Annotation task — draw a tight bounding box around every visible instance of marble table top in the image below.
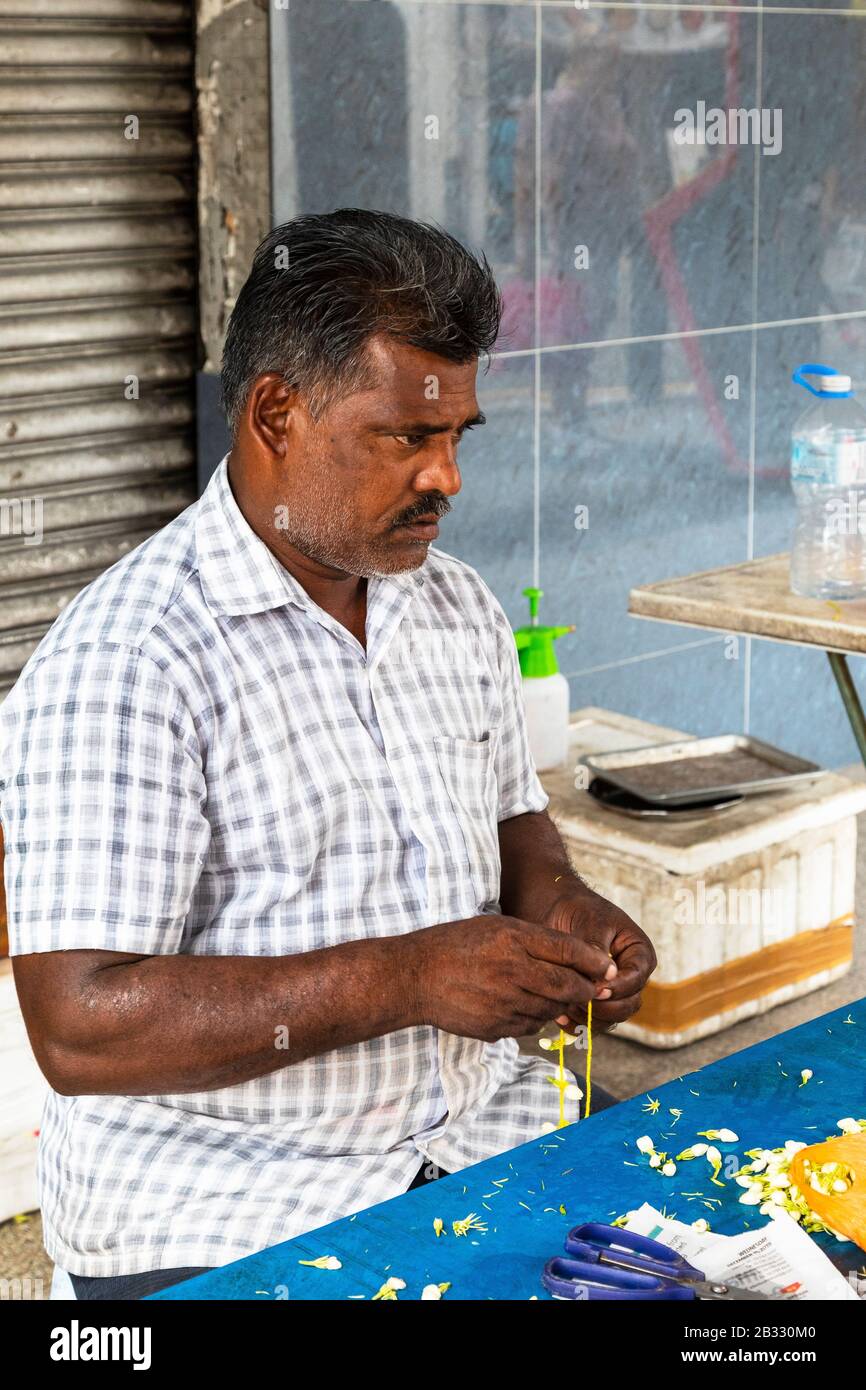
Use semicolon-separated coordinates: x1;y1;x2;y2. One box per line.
629;553;866;656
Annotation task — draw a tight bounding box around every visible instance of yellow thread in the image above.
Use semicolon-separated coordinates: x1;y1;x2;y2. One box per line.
556;1029;566;1128
547;876;594;1125
584;1000;593;1119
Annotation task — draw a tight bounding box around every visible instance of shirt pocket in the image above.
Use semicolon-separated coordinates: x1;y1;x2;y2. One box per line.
433;731;502;911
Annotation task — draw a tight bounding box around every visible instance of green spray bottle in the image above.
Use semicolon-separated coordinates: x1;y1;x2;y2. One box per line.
513;587;574;772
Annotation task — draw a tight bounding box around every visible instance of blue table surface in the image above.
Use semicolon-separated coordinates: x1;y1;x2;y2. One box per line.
152;999;866;1300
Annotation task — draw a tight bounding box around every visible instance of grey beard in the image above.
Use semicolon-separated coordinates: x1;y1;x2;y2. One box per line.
274;507;420;579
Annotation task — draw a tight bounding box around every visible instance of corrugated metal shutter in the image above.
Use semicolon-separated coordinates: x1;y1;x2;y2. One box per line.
0;0;198;691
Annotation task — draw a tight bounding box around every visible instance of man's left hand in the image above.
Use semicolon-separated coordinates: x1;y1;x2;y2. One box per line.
542;891;657;1032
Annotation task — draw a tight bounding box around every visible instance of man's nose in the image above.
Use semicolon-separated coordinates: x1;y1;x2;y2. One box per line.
416;441;462;497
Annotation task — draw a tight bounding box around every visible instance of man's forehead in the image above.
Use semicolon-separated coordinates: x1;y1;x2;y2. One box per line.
360;334;479;404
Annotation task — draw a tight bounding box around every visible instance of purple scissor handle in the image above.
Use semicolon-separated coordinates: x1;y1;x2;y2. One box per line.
542;1254;696;1300
542;1223;704;1300
542;1223;783;1301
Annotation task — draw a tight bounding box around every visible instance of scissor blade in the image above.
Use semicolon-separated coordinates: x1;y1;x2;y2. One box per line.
691;1279;790;1301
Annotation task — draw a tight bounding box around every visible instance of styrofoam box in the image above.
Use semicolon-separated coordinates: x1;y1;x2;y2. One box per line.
540;708;866;1048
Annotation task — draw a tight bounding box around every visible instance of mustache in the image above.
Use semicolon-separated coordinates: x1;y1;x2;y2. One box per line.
390;495;452;529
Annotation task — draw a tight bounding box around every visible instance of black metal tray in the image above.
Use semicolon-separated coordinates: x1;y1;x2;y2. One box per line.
580;734;822;808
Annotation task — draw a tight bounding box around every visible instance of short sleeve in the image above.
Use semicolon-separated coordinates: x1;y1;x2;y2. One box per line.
490;598;550;821
0;644;210;955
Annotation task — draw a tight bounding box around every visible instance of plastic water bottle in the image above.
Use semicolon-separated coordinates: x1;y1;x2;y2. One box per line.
790;363;866;599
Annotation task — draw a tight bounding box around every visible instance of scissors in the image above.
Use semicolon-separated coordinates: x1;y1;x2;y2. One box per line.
541;1223;790;1301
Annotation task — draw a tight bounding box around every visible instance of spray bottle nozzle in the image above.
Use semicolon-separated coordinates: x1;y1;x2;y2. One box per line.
514;587;573;678
522;586;543;624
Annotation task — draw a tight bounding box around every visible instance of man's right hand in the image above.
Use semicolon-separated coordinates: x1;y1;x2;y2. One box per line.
407;914;615;1042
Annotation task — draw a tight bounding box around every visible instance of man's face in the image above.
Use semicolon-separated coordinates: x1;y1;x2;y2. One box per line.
273;334;483;578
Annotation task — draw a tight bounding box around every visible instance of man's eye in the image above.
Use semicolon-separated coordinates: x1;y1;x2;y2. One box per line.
394;425;475;447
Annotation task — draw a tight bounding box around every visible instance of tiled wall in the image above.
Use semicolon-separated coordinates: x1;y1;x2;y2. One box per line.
270;0;866;768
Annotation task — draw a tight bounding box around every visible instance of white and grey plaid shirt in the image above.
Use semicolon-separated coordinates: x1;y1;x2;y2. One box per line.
0;456;571;1277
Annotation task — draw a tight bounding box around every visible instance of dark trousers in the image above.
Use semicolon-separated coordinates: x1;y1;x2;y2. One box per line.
69;1265;213;1300
69;1086;618;1299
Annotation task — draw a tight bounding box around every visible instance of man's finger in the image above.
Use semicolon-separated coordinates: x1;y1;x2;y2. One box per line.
511;988;564;1027
522;921;613;982
546;897;619;960
520;957;597;1012
560;992;644;1029
600;937;655;999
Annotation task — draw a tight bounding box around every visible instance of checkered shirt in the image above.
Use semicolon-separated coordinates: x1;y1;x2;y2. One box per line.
0;457;571;1276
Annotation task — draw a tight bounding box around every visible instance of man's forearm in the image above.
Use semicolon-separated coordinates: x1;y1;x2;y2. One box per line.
497;810;596;923
23;812;610;1098
34;934;422;1097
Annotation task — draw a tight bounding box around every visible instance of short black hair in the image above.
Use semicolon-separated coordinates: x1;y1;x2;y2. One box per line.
220;208;502;435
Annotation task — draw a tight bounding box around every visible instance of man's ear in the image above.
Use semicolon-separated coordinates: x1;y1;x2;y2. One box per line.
244;373;300;457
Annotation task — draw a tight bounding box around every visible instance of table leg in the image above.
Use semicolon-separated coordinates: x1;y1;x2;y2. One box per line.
827;651;866;765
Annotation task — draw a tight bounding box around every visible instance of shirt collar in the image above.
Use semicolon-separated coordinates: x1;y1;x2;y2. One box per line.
195;455;424;619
